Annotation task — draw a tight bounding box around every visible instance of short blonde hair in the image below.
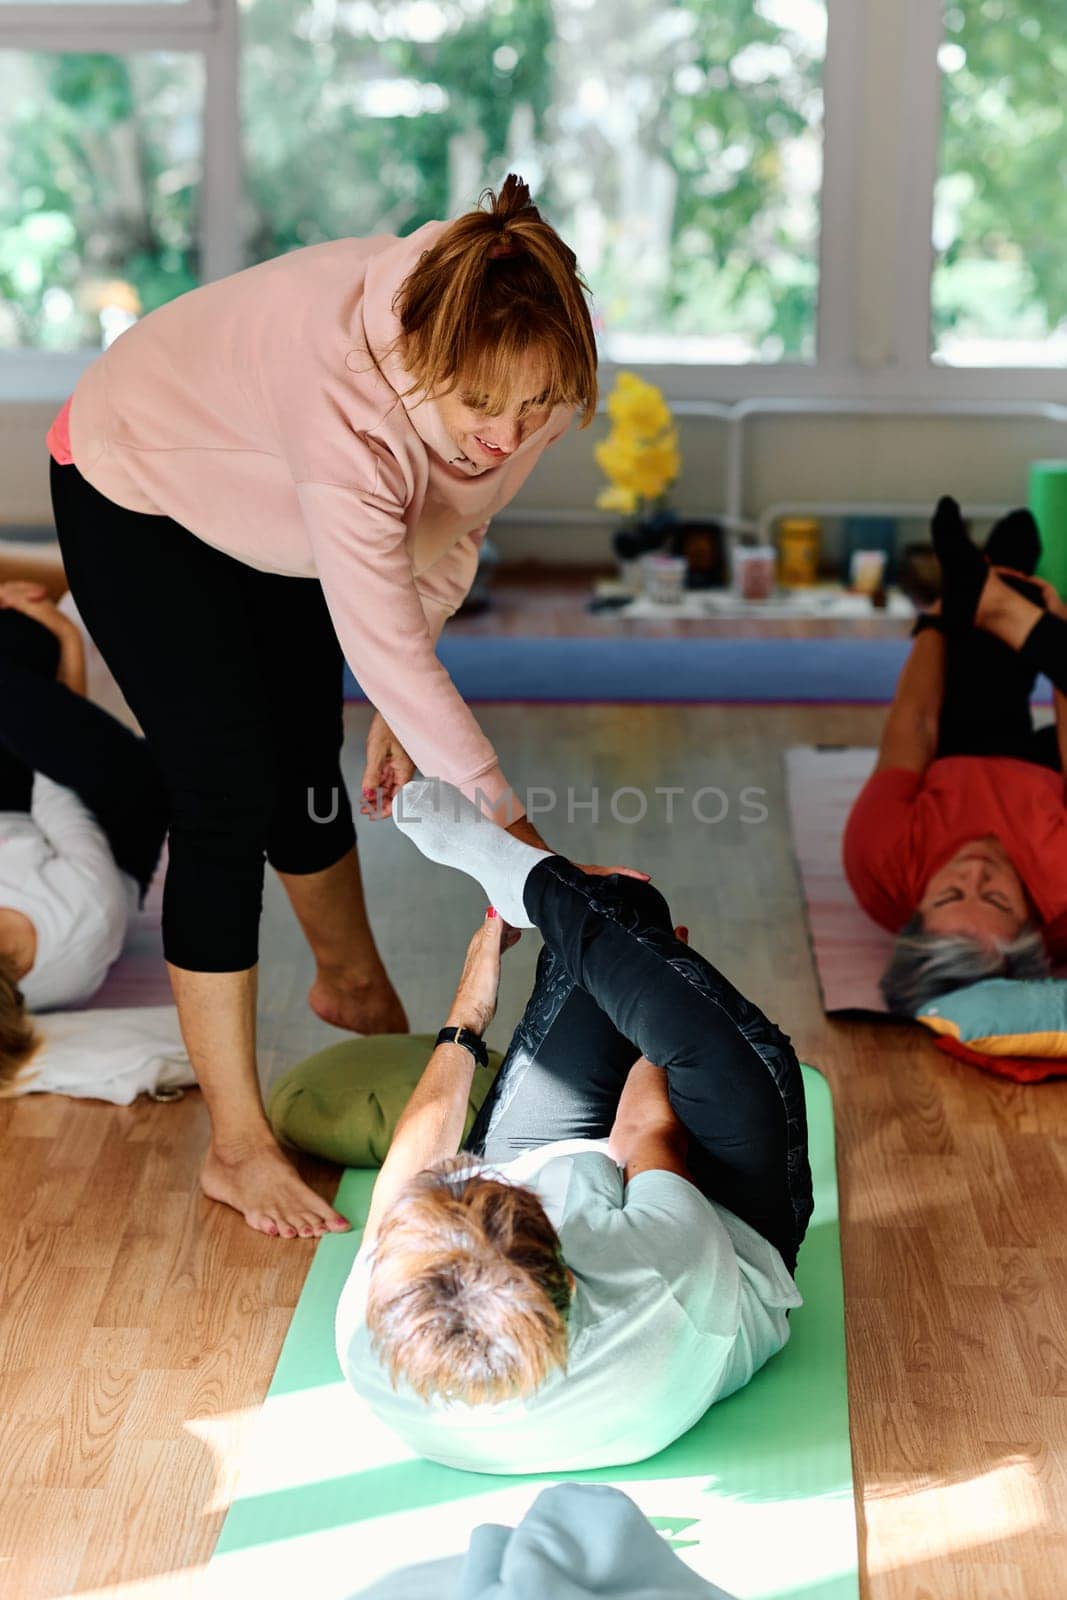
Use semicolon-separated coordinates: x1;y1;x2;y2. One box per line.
0;951;41;1095
365;1155;571;1405
390;172;598;428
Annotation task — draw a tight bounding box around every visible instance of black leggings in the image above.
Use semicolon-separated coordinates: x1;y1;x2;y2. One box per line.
0;609;168;897
464;862;813;1275
49;456;355;972
936;577;1063;769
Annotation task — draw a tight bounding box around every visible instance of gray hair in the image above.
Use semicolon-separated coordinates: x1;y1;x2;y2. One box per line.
880;913;1051;1016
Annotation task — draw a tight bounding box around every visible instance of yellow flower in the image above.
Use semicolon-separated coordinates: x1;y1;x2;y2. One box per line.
630;434;680;499
595;434;643;491
607;372;672;438
596;485;639;516
594;373;681;510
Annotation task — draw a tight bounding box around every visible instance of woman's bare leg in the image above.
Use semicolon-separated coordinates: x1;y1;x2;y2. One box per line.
275;846;408;1034
170;962;350;1238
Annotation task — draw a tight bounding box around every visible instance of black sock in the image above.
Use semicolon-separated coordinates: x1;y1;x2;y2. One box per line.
984;508;1041;575
931;495;989;633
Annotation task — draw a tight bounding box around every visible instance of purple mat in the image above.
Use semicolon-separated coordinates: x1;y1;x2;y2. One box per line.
81;843;172;1011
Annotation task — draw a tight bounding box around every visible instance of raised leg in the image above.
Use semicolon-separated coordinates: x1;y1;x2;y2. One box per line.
392;778;812;1269
465;877;676;1159
521;858;813;1273
936;613;1041;762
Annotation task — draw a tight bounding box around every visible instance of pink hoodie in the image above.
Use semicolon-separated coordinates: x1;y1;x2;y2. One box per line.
46;221;576;818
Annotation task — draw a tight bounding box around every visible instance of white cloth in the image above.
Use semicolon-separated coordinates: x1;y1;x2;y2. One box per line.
336;1137;802;1475
14;1004;195;1104
0;775;137;1011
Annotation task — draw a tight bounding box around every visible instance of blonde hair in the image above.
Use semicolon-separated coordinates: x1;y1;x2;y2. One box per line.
388;173;598;428
365;1155;572;1406
0;951;41;1095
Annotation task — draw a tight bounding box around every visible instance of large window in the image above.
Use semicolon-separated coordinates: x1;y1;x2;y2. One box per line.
0;49;203;350
932;0;1067;367
241;0;825;365
0;0;1064;390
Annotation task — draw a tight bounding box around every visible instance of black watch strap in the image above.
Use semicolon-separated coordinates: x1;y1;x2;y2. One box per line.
435;1025;490;1069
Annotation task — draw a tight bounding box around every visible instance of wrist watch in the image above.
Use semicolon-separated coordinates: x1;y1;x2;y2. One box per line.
435;1025;489;1069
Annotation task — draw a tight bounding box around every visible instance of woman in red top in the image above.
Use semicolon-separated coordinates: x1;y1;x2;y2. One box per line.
844;497;1067;1014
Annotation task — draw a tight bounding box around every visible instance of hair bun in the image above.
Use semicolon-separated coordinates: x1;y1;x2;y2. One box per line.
492;172;534;221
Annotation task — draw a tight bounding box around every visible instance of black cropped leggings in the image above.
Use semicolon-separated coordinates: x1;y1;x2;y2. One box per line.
49;456;355;972
464;863;814;1275
0;608;168;897
934;580;1067;770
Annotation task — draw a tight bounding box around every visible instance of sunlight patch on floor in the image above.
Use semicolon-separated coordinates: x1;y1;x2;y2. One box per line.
182;1404;267;1514
867;1457;1045;1572
184;1382;411;1507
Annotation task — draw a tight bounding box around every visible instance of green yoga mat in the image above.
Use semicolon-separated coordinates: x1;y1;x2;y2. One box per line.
205;1066;857;1600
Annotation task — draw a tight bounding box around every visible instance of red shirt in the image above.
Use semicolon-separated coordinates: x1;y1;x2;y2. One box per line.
843;755;1067;959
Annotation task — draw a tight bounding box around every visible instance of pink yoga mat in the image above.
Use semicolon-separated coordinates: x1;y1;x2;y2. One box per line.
784;746;894;1016
81;844;172;1011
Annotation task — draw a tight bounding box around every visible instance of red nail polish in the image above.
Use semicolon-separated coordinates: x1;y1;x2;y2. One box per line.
486;906;498;919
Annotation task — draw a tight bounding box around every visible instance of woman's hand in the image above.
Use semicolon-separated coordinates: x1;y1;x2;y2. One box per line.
0;583;72;634
997;567;1067;620
0;579;50;606
574;862;652;881
0;585;80;646
360;712;416;818
0;584;86;695
446;909;522;1036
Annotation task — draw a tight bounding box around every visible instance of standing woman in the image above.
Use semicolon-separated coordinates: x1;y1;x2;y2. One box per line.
46;175;634;1240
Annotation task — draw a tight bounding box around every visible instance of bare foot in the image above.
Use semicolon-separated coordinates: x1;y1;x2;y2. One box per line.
308;968;408;1034
201;1139;351;1238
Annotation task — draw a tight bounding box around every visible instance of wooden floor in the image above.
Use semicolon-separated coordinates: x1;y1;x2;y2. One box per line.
4;699;1067;1596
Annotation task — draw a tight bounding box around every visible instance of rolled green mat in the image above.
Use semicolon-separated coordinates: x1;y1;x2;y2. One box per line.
1030;460;1067;598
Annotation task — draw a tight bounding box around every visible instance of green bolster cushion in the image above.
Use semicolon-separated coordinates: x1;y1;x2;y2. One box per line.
266;1032;503;1168
915;976;1067;1060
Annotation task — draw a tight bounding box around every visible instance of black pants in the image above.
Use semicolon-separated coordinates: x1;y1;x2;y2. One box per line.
464;862;813;1276
0;609;168;898
48;456;355;971
937;577;1062;770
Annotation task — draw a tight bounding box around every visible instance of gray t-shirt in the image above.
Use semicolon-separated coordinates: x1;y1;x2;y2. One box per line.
335;1137;802;1475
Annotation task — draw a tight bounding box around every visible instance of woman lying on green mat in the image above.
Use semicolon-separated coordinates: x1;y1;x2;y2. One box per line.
845;497;1067;1014
334;780;812;1474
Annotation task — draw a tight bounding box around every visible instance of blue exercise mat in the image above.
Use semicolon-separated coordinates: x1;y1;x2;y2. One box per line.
344;636;1052;705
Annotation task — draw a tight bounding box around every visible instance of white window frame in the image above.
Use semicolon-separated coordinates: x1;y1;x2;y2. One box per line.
1;0;1064;405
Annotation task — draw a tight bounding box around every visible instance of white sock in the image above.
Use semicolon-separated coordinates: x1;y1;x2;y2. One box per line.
392;779;552;927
